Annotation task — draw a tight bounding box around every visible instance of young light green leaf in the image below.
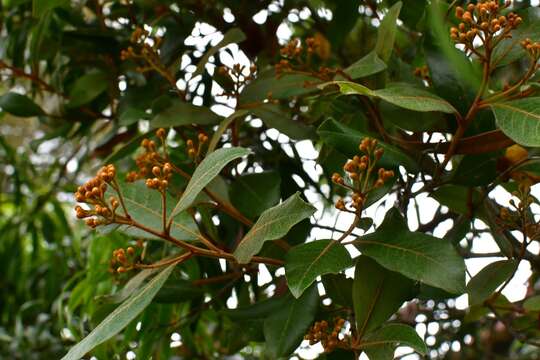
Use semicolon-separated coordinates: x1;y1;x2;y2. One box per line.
491;98;540;147
67;71;109;108
170;147;250;219
152;100;221;128
317;118;418;172
467;260;518;305
285;240;352;298
325;81;457;114
0;92;45;117
263;286;318;358
233;193;316;264
361;324;427;359
375;1;402;62
194;28;246;77
107;181;200;241
61;264;175;360
343;51;387;79
354;209;466;294
353;256;415;338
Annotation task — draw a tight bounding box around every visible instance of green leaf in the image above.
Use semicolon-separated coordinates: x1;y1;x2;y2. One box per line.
322;274;353;308
491;98;540;147
250;103;315;140
431;185;486;219
67;71;109;108
354;209;466;294
152;100;221;128
119;108;149;126
467;260;518;306
361;324;427;359
223;295;291;321
95;267;160;305
154;279;204;303
61;264;175;360
194;28;246;77
317;118;418;172
375;2;402;62
452;153;498;187
170;147;250;219
107;181;200;241
343;51;387;79
263;286;318;358
240;69;320;104
32;0;68;17
524;295;540;312
208;110;248;152
285;240;352;298
0;92;44;117
233;193;316;264
327;81;457;114
229;171;281;218
353;256;415;337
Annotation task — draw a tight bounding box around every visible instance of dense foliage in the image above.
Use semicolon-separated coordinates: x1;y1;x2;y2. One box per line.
2;0;540;359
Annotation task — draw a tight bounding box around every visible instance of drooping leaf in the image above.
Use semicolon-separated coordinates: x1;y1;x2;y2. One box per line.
353;256;415;337
327;81;457;114
0;92;45;117
263;286;318;358
343;51;387;79
170;147;250;219
250;103;315;140
467;260;518;306
194;28;246;77
491;98;540;147
67;71;109;108
233;193;316;264
152;99;221;128
375;2;402;62
354;208;466;294
361;324;427;359
317;118;418;172
61;264;175;360
105;181;200;241
240;69;320;104
285;240;352;298
229;171;281;218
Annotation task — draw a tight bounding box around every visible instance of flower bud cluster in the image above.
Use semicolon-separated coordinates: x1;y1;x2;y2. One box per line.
498;182;540;240
275;36;334;80
109;246;139;274
74;164;118;228
450;1;521;53
145;162;172;191
120;26;168;77
126;129;167;183
332;138;394;213
520;38;540;61
186;132;209;160
304;318;346;353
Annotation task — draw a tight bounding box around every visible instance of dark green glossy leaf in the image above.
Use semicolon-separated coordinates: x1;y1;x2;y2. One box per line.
467;260;518;306
317;118;418;172
263;286;318;358
361;324;427;359
286;240;352;298
229;171;281;218
375;2;402;62
67;71;109;108
152;99;221;128
353;256;415;337
354;209;466;294
234;192;316;264
0;92;44;117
